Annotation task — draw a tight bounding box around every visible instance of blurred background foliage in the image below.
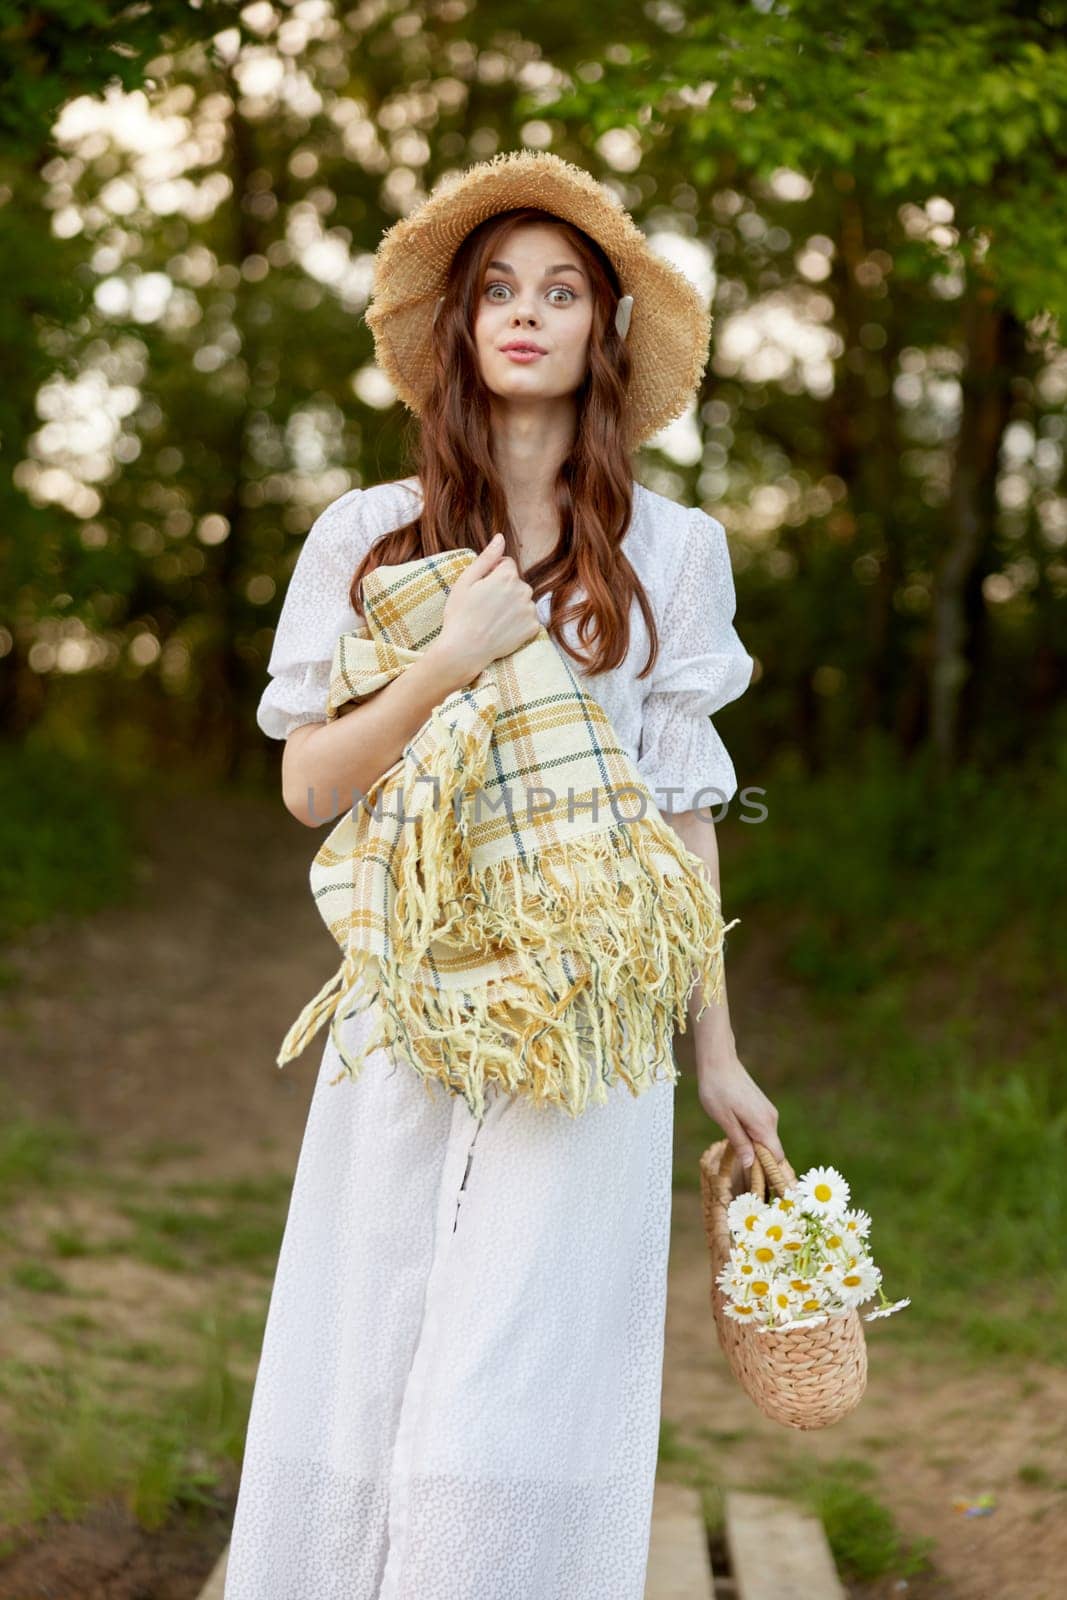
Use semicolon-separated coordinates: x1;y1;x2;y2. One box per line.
2;0;1064;785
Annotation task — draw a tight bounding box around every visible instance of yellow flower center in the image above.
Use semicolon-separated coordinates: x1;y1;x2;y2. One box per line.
750;1280;770;1297
754;1246;776;1263
814;1182;832;1201
802;1299;822;1312
765;1223;783;1240
842;1273;862;1287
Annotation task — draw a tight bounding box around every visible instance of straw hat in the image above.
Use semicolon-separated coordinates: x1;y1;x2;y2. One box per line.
363;148;712;449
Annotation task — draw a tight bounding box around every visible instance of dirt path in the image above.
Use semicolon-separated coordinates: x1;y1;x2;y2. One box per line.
2;783;1063;1599
1;783;328;1171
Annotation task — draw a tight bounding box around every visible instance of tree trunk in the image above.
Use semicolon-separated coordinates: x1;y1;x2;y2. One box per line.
931;280;1017;779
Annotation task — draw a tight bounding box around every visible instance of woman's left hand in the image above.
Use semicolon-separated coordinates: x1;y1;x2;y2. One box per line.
697;1054;787;1173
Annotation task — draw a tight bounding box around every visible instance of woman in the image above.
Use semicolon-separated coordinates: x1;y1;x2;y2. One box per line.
226;150;785;1600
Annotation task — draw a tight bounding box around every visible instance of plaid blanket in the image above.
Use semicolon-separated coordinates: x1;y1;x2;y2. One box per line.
276;548;739;1118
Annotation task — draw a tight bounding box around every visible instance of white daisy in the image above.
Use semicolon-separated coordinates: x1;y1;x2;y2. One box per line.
723;1298;760;1324
840;1206;872;1239
777;1230;808;1259
756;1310;830;1333
863;1297;911;1321
796;1164;851;1219
818;1222;854;1255
836;1258;881;1306
722;1269;761;1298
745;1235;784;1272
784;1278;828;1318
765;1275;803;1324
727;1193;770;1236
753;1210;792;1246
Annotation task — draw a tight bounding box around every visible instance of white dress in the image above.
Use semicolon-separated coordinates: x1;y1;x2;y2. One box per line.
225;477;754;1600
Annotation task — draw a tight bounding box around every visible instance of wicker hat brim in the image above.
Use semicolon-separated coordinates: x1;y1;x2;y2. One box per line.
363;149;712;449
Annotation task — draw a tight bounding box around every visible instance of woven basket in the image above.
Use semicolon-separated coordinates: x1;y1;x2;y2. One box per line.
699;1137;868;1430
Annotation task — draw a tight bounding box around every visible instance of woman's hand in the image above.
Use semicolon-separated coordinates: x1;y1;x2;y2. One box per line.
697;1055;787;1174
437;533;541;681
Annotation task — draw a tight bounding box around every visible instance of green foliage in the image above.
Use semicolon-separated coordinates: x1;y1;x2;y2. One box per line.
731;737;1066;995
0;2;243;151
0;743;135;937
0;5;1063;790
547;1;1067;321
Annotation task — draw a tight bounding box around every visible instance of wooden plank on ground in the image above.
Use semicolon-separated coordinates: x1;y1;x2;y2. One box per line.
724;1490;846;1600
645;1481;716;1600
196;1542;228;1600
208;1484;721;1600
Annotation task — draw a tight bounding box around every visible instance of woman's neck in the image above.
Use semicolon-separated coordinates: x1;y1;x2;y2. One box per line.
489;403;575;569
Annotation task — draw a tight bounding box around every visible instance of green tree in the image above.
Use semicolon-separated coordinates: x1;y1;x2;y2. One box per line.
547;0;1067;772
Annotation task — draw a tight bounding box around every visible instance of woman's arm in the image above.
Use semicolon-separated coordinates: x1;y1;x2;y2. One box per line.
663;806;738;1068
281;638;477;827
662;804;786;1171
281;534;538;828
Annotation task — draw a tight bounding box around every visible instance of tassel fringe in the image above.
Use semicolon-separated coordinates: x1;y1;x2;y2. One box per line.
277;701;739;1119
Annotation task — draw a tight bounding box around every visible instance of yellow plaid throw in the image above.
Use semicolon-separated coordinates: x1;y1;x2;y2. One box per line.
276;547;739;1118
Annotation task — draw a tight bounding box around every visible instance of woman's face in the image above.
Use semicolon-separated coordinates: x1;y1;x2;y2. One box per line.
472;221;595;412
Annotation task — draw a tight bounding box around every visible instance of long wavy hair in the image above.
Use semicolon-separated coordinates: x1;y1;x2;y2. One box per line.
349;205;662;681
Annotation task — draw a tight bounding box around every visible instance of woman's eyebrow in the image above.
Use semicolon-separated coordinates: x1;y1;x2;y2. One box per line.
486;259;587;279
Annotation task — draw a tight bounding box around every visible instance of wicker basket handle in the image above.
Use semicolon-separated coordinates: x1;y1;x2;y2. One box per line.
716;1137;798;1199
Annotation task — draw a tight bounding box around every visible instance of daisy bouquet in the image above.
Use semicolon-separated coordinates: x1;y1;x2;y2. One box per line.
716;1162;911;1334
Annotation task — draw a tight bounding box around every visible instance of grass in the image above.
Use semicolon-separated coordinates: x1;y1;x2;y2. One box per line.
0;1302;251;1542
0;741;1064;1574
115;1199;284;1274
0;1114;275;1545
0;1111;90;1205
801;1458;937;1582
691;1450;935;1588
658;1416;702;1468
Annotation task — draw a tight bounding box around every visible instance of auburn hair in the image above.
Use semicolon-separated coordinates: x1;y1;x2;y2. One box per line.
348;206;662;681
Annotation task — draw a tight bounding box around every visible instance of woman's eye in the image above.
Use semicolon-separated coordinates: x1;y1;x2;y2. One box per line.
484;282;576;304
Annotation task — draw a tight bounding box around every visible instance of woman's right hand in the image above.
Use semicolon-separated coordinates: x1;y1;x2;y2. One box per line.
434;533;542;682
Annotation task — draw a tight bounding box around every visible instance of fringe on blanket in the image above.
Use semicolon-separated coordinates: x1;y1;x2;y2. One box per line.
275;703;739;1120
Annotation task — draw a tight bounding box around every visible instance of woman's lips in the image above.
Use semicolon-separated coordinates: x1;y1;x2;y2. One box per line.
502;348;546;363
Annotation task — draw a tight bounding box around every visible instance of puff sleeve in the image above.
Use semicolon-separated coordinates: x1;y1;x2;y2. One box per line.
256;487;372;741
635;506;754;808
